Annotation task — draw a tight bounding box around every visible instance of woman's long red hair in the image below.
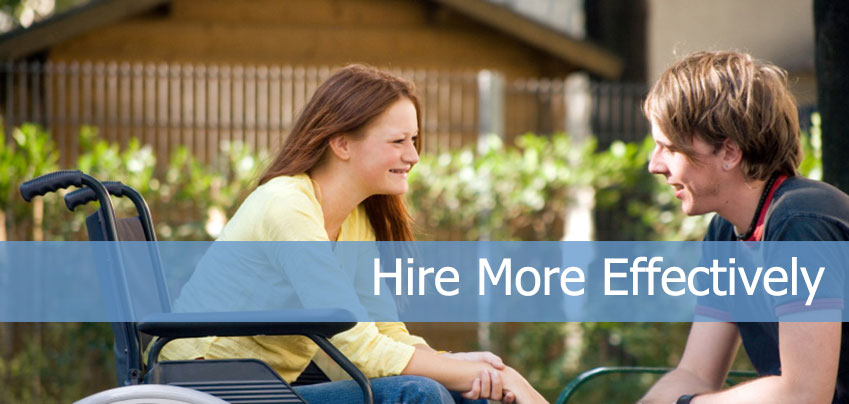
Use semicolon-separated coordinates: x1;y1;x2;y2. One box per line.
258;65;421;241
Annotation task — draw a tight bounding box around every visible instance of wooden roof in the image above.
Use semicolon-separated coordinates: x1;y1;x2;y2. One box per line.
0;0;623;79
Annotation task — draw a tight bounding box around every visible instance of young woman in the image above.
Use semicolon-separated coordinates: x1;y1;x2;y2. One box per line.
159;65;546;404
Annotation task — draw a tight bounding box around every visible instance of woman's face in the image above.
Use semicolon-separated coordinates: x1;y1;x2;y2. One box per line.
347;97;419;196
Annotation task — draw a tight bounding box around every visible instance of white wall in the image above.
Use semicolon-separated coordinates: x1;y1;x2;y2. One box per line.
647;0;814;82
490;0;585;38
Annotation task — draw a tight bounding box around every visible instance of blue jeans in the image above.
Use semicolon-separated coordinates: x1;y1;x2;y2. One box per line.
294;375;488;404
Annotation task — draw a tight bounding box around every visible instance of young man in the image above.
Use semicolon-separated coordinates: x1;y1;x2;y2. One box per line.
638;51;849;404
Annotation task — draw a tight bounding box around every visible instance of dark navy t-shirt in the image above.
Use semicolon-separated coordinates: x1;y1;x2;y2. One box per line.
703;176;849;403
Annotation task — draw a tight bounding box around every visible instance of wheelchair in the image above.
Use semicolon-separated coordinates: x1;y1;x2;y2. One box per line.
20;170;374;404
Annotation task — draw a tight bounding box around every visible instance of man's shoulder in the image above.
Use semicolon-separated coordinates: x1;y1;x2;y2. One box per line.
765;176;849;240
769;176;849;220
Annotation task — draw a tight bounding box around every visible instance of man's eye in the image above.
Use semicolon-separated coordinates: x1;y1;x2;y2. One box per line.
658;144;675;154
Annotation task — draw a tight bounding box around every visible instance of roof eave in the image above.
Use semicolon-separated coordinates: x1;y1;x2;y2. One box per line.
0;0;170;60
434;0;624;79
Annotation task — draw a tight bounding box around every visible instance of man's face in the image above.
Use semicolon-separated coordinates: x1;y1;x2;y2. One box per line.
647;119;725;216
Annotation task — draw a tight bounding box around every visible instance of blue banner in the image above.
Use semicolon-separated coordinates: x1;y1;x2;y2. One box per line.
0;241;846;322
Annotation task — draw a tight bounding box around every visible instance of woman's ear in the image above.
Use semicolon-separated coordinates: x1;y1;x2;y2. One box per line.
720;139;743;170
328;135;352;161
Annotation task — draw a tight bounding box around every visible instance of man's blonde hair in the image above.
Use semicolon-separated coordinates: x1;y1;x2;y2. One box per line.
643;51;802;180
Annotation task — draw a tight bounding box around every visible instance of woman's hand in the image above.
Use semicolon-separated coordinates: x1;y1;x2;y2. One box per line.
500;366;548;404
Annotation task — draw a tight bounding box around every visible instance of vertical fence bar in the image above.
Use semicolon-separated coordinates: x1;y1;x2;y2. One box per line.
207;65;219;164
142;63;154;152
454;72;464;148
45;62;56;161
438;71;451;151
81;61;92;133
256;65;269;153
268;65;281;152
194;64;207;163
477;70;504;152
16;61;27;129
244;65;256;153
119;62;131;148
106;62;118;145
169;64;181;160
131;63;144;150
69;61;80;161
292;66;305;134
94;62;106;140
3;62;12;136
219;65;231;159
31;62;41;127
232;65;244;150
181;64;194;159
73;62;87;160
305;65;318;105
280;65;293;148
466;72;478;148
156;63;168;164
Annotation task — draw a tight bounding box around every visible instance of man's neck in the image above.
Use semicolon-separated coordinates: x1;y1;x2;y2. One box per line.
717;178;768;235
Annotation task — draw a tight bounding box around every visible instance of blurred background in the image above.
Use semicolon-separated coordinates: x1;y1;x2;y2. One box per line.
0;0;839;402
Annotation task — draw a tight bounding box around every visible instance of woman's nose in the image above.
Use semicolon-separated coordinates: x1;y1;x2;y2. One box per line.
403;142;419;164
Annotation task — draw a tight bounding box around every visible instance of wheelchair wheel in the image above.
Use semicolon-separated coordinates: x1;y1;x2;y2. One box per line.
73;384;229;404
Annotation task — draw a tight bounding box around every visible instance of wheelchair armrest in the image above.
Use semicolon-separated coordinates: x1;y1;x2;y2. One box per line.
140;308;374;404
138;308;357;339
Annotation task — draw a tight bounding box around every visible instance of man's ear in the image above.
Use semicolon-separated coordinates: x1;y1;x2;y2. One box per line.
328;135;352;161
720;139;743;170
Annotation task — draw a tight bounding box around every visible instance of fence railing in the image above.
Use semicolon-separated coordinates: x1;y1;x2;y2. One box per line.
1;60;654;166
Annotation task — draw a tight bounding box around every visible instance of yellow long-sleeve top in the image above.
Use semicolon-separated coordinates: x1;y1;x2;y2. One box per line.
159;173;427;382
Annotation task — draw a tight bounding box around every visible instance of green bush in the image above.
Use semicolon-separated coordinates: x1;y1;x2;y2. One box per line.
0;126;266;402
0;118;824;403
408;133;708;242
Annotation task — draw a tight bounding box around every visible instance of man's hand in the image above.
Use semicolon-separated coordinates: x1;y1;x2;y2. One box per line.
443;351;513;401
460;368;517;402
500;366;548;403
638;322;739;404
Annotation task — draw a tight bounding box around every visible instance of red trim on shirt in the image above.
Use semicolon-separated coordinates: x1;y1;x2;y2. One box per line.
745;174;788;242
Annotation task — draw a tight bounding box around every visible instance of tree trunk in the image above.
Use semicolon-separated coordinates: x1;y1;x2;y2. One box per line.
32;198;43;241
815;0;849;193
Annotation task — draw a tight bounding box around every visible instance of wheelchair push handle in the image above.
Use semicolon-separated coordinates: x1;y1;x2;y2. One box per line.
20;170;120;240
65;181;125;211
20;170;84;201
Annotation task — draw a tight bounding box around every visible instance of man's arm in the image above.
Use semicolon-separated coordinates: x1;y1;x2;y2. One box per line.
686;321;840;404
638;322;740;404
